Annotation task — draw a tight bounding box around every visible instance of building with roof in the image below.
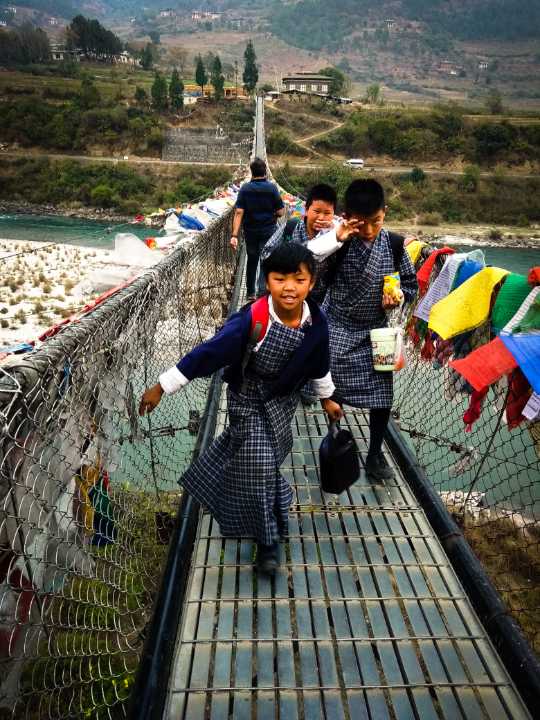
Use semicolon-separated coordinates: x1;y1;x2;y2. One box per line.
282;73;330;96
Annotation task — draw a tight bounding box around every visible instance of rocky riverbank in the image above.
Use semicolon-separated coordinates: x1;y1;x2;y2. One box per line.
1;200;539;249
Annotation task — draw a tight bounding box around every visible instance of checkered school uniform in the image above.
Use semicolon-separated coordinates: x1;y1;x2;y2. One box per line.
179;321;305;545
322;229;417;409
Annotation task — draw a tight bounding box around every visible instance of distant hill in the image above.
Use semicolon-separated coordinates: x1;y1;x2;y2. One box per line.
270;0;540;53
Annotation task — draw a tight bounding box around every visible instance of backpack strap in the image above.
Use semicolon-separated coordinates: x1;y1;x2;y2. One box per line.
282;217;301;243
388;231;405;271
240;296;270;392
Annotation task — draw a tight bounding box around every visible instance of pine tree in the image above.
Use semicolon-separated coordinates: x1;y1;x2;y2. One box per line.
134;86;148;107
243;40;258;95
169;67;184;111
195;55;208;99
211;55;225;102
151;72;168;112
141;43;153;71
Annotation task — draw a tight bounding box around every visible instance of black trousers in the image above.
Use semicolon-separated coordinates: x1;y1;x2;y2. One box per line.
244;228;275;296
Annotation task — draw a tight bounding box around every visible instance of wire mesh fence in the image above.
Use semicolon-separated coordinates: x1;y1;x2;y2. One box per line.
0;211;239;719
393;262;540;656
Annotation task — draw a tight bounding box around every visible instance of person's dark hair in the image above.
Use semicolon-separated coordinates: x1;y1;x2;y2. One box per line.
262;241;316;279
250;157;267;177
344;179;385;216
306;183;337;210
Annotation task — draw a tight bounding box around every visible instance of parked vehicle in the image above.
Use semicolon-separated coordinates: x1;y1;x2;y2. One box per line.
343;158;364;168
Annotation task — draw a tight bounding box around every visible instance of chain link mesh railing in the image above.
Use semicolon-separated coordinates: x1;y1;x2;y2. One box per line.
394;268;540;655
0;210;239;719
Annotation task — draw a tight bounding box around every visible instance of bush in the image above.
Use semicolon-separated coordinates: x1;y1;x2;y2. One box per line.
90;184;118;208
410;167;426;185
419;212;443;225
1;319;9;328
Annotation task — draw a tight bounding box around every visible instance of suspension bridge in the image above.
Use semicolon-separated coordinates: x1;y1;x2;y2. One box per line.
0;97;538;720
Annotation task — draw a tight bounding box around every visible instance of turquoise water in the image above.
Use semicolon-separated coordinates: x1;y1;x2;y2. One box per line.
0;213;152;247
0;215;537;275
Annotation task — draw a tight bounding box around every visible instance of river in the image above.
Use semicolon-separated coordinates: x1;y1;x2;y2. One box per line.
0;213;537;272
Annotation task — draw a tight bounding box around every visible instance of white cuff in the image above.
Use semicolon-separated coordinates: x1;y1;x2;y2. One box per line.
158;366;190;394
307;228;342;261
312;371;336;399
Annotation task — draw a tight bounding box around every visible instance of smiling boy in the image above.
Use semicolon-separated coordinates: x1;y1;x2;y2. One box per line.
257;183;337;295
140;243;342;575
308;179;418;481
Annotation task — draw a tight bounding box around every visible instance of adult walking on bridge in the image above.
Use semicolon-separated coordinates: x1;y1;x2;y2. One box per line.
230;157;285;301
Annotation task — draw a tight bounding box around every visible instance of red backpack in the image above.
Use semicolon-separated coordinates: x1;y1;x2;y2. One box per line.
240;296;270;390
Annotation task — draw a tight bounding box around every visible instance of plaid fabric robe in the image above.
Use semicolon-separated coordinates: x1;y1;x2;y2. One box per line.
322;229;417;409
180;321;304;545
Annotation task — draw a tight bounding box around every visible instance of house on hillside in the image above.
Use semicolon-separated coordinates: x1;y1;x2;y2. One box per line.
114;51;139;66
48;17;59;27
159;9;175;18
478;60;489;71
183;83;246;100
192;10;222;22
50;43;81;62
282;73;330;96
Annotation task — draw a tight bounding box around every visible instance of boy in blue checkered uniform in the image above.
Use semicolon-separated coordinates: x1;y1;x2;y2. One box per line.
308;179;418;481
140;243;342;575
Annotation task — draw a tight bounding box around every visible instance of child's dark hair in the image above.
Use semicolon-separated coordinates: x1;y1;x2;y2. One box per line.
262;242;316;279
344;179;385;216
306;183;337;209
250;157;267;177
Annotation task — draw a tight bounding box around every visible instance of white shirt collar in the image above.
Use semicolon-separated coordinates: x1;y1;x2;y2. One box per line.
267;296;311;327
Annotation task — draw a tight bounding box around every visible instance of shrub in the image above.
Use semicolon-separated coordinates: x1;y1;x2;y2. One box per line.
419;212;442;225
410;167;426;185
1;319;9;328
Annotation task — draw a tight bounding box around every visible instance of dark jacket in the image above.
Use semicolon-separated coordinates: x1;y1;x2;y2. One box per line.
235;178;284;233
177;297;330;399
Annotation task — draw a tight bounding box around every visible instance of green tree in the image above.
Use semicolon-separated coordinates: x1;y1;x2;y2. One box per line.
169;67;184;111
211;56;225;102
410;167;426;185
141;43;153;71
485;89;503;114
243;40;258;94
134;86;148;107
151;72;168;112
78;74;100;110
149;30;161;45
195;55;208;98
319;66;349;96
364;83;381;104
461;164;481;192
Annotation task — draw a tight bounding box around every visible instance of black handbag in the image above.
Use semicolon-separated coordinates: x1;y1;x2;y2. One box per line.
319;421;360;494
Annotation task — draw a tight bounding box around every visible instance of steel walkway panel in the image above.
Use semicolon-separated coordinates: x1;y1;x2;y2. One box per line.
165;397;531;720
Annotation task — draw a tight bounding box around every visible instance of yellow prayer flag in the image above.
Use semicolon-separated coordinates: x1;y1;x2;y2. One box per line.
428;266;509;340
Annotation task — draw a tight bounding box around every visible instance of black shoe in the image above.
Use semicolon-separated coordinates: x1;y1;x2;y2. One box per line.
365;451;395;481
257;542;279;575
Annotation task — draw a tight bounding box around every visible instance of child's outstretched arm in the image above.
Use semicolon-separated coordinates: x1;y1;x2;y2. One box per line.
139;311;249;415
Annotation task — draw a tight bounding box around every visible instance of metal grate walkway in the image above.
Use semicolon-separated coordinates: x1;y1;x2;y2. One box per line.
164;398;531;719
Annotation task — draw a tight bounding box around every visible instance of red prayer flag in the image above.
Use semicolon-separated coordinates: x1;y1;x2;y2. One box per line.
449;337;518;392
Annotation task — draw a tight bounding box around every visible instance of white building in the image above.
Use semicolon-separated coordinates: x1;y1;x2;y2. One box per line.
159;9;175;18
114;51;139;66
